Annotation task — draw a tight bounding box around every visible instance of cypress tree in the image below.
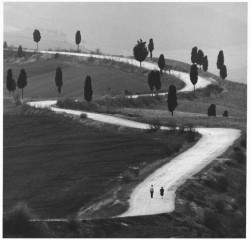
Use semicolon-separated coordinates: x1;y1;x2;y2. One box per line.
220;65;227;80
203;55;208;72
191;46;198;64
6;69;13;98
55;67;63;94
190;64;198;92
197;49;204;68
167;85;178;117
148;38;154;60
17;45;23;58
148;70;161;96
33;29;41;51
133;39;148;68
17;69;27;99
158;54;165;75
84;75;93;102
148;71;155;95
208;104;216;116
75;30;81;52
217;50;224;70
4;41;8;49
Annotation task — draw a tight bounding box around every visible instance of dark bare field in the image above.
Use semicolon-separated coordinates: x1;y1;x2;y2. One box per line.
4;100;191;219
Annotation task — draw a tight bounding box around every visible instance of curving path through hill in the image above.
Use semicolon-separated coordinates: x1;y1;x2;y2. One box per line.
27;51;240;218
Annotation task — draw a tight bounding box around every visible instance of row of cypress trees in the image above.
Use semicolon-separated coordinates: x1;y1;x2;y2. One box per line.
6;69;27;99
6;67;93;102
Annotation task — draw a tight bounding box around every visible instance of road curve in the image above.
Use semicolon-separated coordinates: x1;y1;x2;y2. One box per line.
27;100;241;217
26;52;240;217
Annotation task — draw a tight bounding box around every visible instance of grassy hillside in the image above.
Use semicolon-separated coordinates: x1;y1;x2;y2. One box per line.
4;100;194;219
3;50;184;99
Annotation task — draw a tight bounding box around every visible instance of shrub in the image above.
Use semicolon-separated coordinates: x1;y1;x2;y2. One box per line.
148;119;161;132
203;84;223;97
122;171;137;184
223;110;228;117
233;149;246;164
207;104;216;116
3;202;50;237
213;164;222;172
168;120;177;131
240;137;246;148
80;113;88;119
54;53;60;59
14;94;22;106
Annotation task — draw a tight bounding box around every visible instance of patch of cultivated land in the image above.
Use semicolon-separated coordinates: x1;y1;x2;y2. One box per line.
3;100;196;219
3;50;184;99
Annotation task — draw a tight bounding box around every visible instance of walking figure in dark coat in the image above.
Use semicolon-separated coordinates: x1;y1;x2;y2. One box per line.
160;187;164;199
150;185;154;198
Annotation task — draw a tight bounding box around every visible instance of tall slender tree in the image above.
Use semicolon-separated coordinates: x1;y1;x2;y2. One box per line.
17;69;27;99
197;49;204;68
191;46;198;64
220;65;227;80
203;55;208;72
148;70;161;96
158;54;166;75
6;69;13;98
17;45;23;58
133;39;148;68
190;64;198;92
217;50;224;70
75;31;81;52
55;67;63;94
3;41;8;49
167;85;178;116
33;29;41;51
148;38;154;60
84;75;93;102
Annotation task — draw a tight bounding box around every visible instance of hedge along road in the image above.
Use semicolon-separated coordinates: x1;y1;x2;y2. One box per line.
26;51;240;218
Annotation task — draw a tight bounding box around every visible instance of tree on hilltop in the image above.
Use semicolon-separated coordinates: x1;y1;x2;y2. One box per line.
133;39;148;68
167;85;178;116
197;49;204;69
84;75;93;102
190;64;198;92
17;69;27;99
148;38;154;60
6;69;13;98
55;67;63;94
33;29;41;51
191;46;198;64
148;70;161;96
158;54;165;75
217;50;224;70
203;55;208;72
220;65;227;80
17;45;23;59
75;31;81;52
4;41;8;49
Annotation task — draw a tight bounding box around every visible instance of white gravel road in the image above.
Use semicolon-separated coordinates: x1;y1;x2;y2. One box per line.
26;52;240;217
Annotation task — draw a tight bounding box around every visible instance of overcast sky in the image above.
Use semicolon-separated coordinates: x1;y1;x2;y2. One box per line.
4;2;247;82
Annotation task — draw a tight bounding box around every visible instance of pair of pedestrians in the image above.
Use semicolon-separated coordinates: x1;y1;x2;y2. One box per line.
150;185;164;199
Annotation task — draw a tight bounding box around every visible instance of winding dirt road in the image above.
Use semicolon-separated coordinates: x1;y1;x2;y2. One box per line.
27;51;240;217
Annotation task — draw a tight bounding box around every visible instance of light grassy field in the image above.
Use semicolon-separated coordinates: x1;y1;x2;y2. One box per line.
4;50;184;99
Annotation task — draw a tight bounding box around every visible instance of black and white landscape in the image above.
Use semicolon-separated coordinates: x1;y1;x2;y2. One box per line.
3;2;247;238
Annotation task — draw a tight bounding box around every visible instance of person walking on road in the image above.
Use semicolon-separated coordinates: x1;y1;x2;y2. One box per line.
150;185;154;198
160;187;164;199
